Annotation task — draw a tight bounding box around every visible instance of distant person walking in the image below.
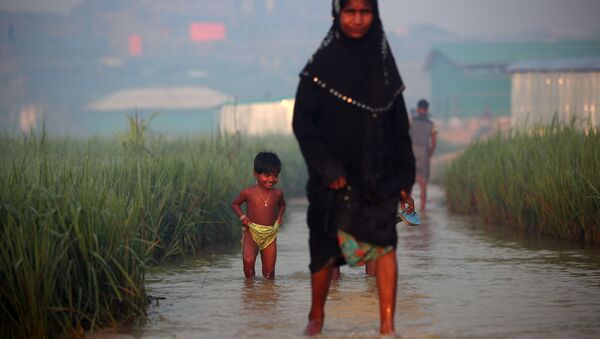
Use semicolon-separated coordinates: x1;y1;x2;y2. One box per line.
410;99;437;212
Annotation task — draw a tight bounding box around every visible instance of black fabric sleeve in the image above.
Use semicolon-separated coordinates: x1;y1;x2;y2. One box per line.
393;94;416;192
292;78;346;186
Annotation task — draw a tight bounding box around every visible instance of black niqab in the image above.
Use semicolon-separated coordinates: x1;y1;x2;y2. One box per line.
301;0;404;110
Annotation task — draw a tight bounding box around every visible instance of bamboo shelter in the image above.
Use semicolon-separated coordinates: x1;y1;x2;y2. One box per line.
508;58;600;129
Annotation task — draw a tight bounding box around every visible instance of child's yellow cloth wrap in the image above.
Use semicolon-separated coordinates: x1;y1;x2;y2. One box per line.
247;221;280;250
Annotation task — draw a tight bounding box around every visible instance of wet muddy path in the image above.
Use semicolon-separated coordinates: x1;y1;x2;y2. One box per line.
98;185;600;338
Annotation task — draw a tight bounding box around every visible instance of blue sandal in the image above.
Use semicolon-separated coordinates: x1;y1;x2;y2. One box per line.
398;209;421;226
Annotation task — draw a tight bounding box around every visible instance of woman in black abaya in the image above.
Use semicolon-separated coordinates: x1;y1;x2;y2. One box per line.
292;0;416;335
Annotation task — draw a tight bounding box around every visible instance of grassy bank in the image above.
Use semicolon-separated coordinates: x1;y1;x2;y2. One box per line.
445;122;600;243
0;129;306;338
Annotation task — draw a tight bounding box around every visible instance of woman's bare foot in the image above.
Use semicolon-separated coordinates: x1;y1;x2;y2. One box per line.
303;315;324;336
380;325;396;336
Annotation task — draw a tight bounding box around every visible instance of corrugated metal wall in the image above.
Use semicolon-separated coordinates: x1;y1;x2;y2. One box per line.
511;72;599;129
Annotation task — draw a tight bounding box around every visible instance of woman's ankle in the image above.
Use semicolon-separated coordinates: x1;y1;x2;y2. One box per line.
379;321;395;335
308;310;324;321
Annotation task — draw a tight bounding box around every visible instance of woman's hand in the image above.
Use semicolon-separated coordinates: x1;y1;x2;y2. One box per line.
329;176;347;190
400;190;415;214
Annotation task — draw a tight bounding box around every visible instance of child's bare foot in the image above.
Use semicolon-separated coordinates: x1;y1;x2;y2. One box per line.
303;315;324;336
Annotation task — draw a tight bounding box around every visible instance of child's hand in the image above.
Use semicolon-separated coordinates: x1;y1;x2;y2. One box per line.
276;217;282;226
241;216;250;227
400;190;415;214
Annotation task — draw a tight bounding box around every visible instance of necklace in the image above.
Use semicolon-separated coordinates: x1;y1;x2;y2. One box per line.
257;185;272;206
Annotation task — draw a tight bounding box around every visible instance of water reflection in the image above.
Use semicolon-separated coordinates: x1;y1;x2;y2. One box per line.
401;214;435;270
241;279;281;313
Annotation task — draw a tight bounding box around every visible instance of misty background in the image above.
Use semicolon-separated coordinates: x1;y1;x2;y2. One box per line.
1;0;599;135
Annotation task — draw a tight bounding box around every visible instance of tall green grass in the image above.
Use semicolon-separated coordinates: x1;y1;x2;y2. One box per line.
445;121;600;243
0;128;306;338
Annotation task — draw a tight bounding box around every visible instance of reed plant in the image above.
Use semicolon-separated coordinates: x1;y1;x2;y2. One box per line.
1;136;147;338
445;120;600;243
0;126;307;338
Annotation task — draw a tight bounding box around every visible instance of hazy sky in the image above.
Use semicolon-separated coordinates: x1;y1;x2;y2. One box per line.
1;0;599;38
381;0;600;38
0;0;83;14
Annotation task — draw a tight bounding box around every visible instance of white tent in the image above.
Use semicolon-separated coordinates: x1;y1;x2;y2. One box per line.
219;98;294;135
87;86;228;111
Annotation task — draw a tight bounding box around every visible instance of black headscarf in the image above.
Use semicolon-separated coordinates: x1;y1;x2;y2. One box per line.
301;0;405;112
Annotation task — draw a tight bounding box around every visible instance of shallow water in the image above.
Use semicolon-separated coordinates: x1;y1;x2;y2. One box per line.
92;185;600;338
